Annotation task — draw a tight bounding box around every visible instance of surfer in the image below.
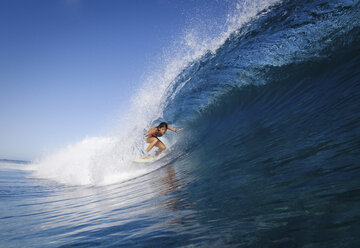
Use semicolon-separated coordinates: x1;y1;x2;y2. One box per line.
145;122;183;156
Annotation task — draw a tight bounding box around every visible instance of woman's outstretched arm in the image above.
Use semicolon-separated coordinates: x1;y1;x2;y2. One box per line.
168;126;184;133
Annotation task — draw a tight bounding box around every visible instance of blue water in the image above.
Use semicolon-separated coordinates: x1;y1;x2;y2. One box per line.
1;0;360;247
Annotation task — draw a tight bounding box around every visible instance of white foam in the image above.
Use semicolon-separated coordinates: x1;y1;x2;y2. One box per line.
29;136;154;186
29;0;281;186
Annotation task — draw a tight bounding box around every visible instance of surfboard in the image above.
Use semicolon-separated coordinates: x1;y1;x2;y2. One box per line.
133;157;157;163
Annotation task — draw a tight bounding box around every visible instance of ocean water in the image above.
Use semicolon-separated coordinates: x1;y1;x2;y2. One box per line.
1;0;360;247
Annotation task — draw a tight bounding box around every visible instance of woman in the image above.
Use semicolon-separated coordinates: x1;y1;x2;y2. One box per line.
145;122;183;156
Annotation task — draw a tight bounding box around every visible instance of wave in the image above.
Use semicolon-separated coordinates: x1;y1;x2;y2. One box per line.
161;0;360;123
29;0;360;186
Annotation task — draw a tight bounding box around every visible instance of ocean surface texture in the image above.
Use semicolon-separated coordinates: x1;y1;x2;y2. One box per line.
1;0;360;247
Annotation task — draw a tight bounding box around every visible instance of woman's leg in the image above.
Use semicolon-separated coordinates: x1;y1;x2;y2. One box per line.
146;137;158;152
155;140;166;156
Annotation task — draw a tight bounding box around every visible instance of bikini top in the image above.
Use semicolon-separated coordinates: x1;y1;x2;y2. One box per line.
153;128;163;137
147;128;161;138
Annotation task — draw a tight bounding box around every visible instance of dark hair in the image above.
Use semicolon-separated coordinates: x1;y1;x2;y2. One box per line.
156;122;168;129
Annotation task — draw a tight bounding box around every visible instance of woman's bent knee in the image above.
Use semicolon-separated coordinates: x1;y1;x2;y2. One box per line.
146;137;158;144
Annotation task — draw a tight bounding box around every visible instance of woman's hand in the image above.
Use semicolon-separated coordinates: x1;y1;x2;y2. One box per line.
176;128;184;133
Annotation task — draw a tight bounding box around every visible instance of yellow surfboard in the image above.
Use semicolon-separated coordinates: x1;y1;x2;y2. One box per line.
133;157;157;163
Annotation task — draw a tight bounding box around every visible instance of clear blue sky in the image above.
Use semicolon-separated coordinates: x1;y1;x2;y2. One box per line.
0;0;231;160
